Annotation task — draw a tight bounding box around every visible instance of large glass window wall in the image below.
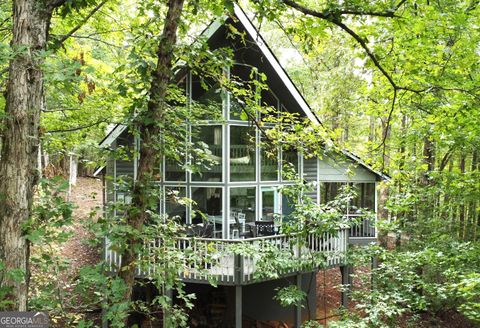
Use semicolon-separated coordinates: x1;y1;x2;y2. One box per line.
159;69;297;239
156;69;377;239
165;186;187;224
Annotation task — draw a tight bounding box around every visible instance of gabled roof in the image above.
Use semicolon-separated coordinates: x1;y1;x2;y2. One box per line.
231;6;321;124
99;124;127;148
99;4;388;180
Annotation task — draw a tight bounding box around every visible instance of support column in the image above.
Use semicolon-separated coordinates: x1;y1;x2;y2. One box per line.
163;288;173;328
340;265;352;308
235;285;242;328
294;274;302;328
101;308;108;328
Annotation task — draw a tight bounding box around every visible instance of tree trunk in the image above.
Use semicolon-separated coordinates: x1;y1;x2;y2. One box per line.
368;116;375;152
395;113;407;248
118;0;185;323
378;117;391;248
421;135;435;185
0;0;55;311
459;154;466;239
471;151;478;240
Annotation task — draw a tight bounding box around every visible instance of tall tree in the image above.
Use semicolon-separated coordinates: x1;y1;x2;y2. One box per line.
118;0;185;323
0;0;62;311
0;0;106;310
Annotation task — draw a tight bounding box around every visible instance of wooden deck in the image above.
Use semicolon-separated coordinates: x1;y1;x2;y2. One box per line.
104;228;349;285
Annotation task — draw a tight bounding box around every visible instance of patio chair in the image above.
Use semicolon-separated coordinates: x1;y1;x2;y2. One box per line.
254;220;275;237
234;213;252;239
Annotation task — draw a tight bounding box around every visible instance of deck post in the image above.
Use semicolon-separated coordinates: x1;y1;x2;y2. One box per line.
294;274;302;327
235;285;242;328
101;308;108;328
340;265;351;308
234;252;243;284
163;287;173;328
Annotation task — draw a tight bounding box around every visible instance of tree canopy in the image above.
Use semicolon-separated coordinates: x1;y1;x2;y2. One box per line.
0;0;479;326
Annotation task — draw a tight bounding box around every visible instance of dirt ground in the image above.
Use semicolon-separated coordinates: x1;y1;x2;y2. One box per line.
62;177;103;270
316;268;342;325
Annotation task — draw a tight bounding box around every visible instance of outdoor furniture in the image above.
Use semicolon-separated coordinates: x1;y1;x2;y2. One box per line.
206;214;223;238
234;212;252;238
230;211;249;238
254;220;275;237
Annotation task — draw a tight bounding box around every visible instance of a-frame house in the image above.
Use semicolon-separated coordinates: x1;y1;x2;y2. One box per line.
100;5;385;327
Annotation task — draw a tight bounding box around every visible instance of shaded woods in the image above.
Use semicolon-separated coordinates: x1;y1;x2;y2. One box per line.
0;0;479;327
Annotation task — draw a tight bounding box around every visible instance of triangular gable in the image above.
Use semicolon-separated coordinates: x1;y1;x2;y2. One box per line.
99;4;387;180
231;6;320;124
99;124;127;148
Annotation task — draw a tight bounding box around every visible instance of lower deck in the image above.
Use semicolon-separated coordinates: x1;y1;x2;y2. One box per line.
128;272;319;328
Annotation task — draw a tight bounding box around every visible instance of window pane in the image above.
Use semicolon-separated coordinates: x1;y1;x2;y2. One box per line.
230;187;256;224
282;192;295;222
115;130;135;178
261;135;278;181
165;131;186;181
282;150;298;180
165;187;186;224
191;187;222;225
230;64;255;120
191;75;222;120
230;126;256;181
261;188;279;220
230;187;256;239
165;157;186;181
350;183;375;212
260;89;279;122
192;125;223;182
320;182;344;204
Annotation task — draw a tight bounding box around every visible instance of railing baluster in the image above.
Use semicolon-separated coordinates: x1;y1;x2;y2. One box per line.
104;228;349;283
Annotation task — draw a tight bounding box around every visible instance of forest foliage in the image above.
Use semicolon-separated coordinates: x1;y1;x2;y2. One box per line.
0;0;479;327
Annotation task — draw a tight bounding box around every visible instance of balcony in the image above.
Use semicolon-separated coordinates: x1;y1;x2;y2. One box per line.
347;214;376;245
104;228;349;285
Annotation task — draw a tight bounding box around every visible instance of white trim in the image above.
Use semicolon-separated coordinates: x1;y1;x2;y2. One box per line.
93;166;105;177
200;18;224;43
99;124;127;148
341;149;390;181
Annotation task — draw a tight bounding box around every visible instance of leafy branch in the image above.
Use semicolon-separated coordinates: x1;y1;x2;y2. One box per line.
51;0;109;50
46;119;112;133
280;0;480;167
281;0;410;92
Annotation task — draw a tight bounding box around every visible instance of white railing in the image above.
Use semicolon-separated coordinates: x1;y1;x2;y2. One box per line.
104;228;348;285
347;214;376;238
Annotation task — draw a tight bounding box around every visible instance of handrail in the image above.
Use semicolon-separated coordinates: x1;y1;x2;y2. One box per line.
105;227;349;285
177;226;349;243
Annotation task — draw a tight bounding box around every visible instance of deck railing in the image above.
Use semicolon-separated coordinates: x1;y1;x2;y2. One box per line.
347;214;376;238
104;228;348;285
